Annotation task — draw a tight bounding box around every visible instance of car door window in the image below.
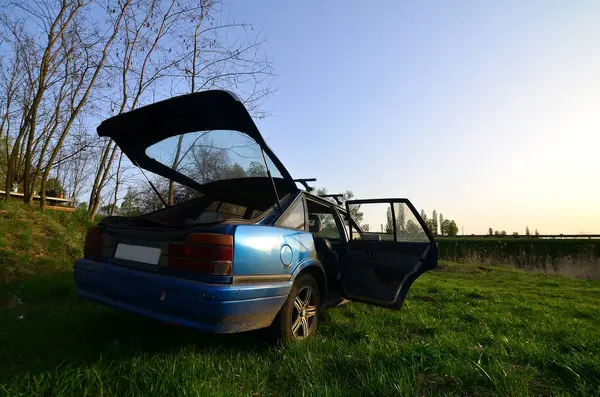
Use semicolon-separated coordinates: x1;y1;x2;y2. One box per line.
278;198;306;230
347;202;395;241
340;212;362;240
312;213;341;239
346;202;429;243
392;202;429;242
306;200;344;240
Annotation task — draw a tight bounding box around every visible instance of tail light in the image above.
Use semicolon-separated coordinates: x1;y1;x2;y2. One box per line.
84;227;104;259
168;233;233;275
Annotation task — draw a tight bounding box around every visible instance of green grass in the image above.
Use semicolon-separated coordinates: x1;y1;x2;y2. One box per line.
0;200;90;284
0;202;599;396
0;264;599;396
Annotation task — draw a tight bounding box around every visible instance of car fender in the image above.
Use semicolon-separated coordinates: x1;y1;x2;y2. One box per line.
290;258;327;298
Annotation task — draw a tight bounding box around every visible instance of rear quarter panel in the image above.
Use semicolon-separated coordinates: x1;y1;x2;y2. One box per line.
233;225;316;276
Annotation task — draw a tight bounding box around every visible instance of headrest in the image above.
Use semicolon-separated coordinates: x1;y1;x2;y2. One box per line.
196;212;225;223
314;236;332;251
308;214;322;233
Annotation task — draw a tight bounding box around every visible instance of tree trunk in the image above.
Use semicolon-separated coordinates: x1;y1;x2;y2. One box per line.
34;119;63;211
4;127;27;200
88;142;118;221
168;135;185;205
109;152;123;216
88;141;111;216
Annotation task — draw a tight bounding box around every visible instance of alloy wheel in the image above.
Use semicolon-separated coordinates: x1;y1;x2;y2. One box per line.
291;285;318;339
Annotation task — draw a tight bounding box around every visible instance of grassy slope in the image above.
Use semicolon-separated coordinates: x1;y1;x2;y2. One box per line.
0;203;599;396
0;200;87;284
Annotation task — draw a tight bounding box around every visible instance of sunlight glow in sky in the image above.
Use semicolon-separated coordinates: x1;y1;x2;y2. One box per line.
225;0;600;234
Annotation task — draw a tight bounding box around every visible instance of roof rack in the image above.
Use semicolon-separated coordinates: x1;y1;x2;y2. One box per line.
318;193;344;206
293;178;316;192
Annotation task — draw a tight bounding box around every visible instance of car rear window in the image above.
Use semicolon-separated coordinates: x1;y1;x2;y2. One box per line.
145;130;282;186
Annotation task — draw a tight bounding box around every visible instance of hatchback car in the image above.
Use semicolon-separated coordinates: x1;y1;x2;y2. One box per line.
74;90;438;340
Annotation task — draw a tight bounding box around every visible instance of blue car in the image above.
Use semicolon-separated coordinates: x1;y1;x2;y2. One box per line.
74;90;438;341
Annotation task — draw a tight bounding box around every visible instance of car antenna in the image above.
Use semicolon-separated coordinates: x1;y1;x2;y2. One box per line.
293;178;316;192
260;149;281;211
136;163;168;208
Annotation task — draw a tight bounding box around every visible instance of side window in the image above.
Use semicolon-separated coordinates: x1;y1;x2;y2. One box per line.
278;199;306;230
306;201;344;240
346;201;429;242
312;213;341;239
341;214;362;240
393;202;429;242
347;202;394;241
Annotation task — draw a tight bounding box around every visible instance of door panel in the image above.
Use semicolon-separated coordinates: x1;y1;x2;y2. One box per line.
343;199;437;309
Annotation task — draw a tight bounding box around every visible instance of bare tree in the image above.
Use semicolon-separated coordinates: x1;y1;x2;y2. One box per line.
18;0;84;203
166;0;275;204
58;123;98;202
1;15;34;197
1;0;275;215
0;24;26;190
38;0;132;211
88;0;187;219
0;0;131;206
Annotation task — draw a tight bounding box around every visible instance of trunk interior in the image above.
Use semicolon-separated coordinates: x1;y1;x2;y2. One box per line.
89;187;288;283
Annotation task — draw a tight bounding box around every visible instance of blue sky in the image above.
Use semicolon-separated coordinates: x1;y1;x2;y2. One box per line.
223;0;600;234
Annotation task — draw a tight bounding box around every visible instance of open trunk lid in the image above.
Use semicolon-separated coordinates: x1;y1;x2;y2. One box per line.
97;90;297;196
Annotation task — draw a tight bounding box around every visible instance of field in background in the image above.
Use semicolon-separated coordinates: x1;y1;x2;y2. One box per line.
0;202;599;396
437;238;600;280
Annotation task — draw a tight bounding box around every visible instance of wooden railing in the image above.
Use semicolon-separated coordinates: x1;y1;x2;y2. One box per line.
0;190;75;211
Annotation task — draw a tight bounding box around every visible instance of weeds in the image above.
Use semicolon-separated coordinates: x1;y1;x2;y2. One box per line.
438;238;600;279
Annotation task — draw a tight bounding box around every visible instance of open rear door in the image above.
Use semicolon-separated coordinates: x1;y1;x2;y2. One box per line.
343;199;437;309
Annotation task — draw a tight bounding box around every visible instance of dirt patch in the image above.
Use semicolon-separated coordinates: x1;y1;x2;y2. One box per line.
467;292;485;300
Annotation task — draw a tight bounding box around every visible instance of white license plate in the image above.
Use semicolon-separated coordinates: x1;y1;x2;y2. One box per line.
114;244;161;265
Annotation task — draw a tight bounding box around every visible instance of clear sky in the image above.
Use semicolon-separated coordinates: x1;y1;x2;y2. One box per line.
224;0;600;234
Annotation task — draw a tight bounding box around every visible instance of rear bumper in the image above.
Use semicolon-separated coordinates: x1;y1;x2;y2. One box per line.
74;259;291;333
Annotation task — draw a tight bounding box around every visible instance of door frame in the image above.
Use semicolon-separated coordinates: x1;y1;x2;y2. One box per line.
341;198;438;309
346;198;435;244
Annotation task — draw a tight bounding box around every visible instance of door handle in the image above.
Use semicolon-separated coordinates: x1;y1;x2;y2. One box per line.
367;251;375;260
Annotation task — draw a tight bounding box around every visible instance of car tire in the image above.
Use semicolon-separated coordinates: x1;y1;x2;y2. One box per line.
267;273;321;342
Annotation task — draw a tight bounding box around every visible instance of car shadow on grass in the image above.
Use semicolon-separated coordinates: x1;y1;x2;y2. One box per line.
0;272;271;381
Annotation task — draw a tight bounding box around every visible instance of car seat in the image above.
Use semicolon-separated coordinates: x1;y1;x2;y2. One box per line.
308;214;340;283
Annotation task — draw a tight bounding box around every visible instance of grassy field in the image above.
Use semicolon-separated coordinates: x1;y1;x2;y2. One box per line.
437;238;600;280
1;202;599;396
